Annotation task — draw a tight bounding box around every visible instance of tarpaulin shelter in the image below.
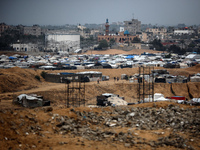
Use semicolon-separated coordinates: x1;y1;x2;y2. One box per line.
9;56;17;60
125;55;134;59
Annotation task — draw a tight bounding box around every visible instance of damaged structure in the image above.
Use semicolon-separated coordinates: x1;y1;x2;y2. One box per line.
14;94;50;108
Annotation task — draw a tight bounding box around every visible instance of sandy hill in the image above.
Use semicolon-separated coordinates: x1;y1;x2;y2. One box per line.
167;64;200;76
0;65;200;150
0;65;200;104
82;49;164;55
0;67;42;93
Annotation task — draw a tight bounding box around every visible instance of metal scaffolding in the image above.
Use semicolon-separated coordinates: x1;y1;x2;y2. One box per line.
138;66;154;103
65;79;86;108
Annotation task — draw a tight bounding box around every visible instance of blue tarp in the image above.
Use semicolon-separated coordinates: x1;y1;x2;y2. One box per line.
9;56;17;59
100;60;107;62
126;55;134;59
60;72;75;75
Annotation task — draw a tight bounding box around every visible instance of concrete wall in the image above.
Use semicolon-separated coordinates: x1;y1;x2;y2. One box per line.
12;43;39;52
45;34;80;52
45;73;102;83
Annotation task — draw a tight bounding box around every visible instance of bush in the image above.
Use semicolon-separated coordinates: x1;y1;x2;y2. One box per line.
98;39;109;50
35;75;40;81
41;71;47;79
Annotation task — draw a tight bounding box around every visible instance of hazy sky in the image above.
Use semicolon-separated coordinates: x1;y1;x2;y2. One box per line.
0;0;200;26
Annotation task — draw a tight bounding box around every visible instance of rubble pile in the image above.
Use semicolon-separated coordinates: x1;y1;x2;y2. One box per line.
52;105;200;149
0;104;199;149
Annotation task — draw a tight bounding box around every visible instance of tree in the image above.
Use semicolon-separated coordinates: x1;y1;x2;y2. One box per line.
165;53;172;58
151;39;165;51
168;45;186;55
97;39;109;50
109;38;115;47
188;41;195;48
180;40;185;49
131;37;141;43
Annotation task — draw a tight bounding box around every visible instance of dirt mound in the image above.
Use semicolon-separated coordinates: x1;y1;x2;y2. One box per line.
168;64;200;76
0;101;199;150
0;67;200;149
1;67;200;103
0;67;43;93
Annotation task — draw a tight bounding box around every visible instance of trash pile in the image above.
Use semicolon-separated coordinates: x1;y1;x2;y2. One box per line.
0;102;199;149
53;104;200;149
96;93;127;106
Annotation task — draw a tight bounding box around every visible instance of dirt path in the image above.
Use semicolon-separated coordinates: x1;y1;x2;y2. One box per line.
0;82;64;96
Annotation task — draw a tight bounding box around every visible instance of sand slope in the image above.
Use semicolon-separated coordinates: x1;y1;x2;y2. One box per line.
83;49;164;55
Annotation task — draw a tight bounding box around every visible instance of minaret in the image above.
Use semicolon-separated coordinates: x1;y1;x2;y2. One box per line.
105;18;110;35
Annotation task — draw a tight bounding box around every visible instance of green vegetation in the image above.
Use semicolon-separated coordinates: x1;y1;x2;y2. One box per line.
40;71;47;79
151;39;165;51
35;75;41;81
168;45;186;55
97;39;109;50
109;38;116;47
131;37;141;43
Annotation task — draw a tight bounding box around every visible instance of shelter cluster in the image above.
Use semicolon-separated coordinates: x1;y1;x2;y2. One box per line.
0;52;200;70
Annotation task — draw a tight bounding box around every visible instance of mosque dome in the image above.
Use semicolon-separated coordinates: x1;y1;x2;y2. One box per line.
124;30;130;35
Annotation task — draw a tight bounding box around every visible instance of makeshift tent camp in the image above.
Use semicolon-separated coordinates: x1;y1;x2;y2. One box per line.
190;76;200;82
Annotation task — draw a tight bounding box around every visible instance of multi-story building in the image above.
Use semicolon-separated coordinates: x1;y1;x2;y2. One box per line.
145;27;167;40
137;32;148;43
124;18;141;34
146;28;167;35
23;25;42;37
0;23;10;36
12;43;39;52
174;29;194;35
197;26;200;35
45;32;80;52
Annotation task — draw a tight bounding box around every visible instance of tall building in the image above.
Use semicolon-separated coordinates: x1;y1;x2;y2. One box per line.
124;18;141;34
45;32;80;52
105;18;110;35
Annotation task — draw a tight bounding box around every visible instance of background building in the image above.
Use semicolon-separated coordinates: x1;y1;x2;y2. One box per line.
174;29;194;35
0;23;10;36
98;30;137;44
124;18;141;34
23;25;42;37
45;33;80;53
146;27;167;40
98;19;137;44
198;26;200;35
12;43;39;52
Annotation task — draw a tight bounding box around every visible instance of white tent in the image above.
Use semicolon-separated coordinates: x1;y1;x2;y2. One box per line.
144;93;169;102
107;97;128;106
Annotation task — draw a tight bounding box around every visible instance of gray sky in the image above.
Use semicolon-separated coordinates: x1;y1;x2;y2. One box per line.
0;0;200;26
